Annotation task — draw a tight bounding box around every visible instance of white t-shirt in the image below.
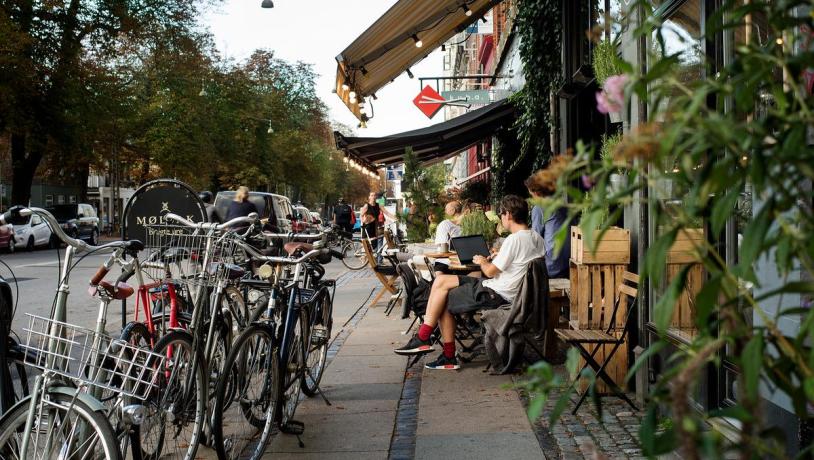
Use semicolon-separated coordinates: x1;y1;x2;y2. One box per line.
434;219;462;244
482;229;545;301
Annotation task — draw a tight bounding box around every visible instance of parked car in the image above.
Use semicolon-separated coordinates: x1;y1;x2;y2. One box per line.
308;208;324;228
292;206;319;233
47;203;100;246
0;224;14;253
214;191;295;233
353;211;361;233
8;212;54;251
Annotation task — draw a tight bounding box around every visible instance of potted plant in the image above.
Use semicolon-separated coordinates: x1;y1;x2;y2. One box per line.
593;40;624;123
600;132;626;194
460;210;498;247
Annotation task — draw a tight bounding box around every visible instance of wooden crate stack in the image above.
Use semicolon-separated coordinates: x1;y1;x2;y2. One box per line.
665;228;705;340
569;226;631;391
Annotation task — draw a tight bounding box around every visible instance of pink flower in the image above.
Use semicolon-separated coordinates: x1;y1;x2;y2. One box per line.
596;74;628;114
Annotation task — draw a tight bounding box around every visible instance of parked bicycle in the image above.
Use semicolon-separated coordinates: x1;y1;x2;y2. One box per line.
211;228;335;459
0;206;165;459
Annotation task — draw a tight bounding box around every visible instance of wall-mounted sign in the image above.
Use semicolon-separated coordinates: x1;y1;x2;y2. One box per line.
440;90;491;104
413;85;445;119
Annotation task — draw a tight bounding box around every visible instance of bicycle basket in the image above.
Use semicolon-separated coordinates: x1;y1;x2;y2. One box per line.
20;314;166;401
144;223;247;288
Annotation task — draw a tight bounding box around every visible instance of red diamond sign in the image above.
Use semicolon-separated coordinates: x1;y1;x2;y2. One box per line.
413;85;445;119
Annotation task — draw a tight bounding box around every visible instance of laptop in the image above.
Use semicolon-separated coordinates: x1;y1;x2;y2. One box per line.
450;235;490;265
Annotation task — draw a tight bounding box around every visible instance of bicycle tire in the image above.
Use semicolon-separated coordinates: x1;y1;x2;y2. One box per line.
277;308;306;425
212;324;280;460
0;391;121;460
148;329;206;460
341;240;368;270
302;290;333;397
120;321;163;459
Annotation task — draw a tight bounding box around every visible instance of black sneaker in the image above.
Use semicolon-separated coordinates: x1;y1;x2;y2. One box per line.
424;353;460;370
394;335;434;355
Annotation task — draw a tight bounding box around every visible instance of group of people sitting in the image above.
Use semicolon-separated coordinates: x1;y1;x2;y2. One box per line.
395;161;571;370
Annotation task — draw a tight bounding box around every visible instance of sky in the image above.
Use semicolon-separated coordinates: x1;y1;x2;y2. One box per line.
203;0;446;137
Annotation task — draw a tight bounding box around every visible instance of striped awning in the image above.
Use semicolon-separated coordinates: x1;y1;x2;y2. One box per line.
335;0;503;120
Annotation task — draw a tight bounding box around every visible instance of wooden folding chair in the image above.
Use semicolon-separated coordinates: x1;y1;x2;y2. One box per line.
555;271;639;414
361;238;399;309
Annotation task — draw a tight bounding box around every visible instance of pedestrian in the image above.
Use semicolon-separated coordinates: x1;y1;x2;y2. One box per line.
199;191;220;223
360;191;395;249
333;197;354;234
225;186;259;221
524;156;571;278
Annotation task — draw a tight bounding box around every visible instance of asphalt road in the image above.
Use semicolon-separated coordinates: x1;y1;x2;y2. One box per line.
0;246;351;336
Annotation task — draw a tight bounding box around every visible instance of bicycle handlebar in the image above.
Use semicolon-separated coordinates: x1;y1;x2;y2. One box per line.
164;212;257;231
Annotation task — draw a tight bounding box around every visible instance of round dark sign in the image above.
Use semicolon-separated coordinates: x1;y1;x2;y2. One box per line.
122;179;206;243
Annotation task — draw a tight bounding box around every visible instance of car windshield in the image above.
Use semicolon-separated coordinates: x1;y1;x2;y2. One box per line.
47;205;78;222
7;215;29;226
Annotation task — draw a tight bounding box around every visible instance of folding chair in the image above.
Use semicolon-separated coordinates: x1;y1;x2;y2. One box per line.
360;238;400;310
555;271;639;414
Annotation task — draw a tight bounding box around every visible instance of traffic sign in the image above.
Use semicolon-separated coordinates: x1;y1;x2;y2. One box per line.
413;85;445;119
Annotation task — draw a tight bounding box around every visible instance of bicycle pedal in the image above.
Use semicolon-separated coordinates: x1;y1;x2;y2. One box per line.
281;420;305;435
311;326;329;345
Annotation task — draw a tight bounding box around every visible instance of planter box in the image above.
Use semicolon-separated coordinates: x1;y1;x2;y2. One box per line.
570;226;630;265
666;228;705;264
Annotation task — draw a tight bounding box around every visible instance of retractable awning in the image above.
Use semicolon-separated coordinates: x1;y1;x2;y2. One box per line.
335;0;503;120
334;98;515;166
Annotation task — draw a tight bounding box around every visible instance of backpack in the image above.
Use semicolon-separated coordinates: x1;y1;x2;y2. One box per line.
335;204;351;222
411;278;432;316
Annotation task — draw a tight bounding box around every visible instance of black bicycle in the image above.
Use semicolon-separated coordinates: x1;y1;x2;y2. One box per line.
211;236;335;460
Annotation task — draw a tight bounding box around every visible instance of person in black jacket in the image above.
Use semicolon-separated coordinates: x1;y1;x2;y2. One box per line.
199;191;220;223
225;186;258;222
333;197;354;234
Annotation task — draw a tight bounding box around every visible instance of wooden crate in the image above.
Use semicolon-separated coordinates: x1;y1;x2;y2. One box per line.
570;226;631;264
568;261;630;391
666;228;705;264
666;263;704;339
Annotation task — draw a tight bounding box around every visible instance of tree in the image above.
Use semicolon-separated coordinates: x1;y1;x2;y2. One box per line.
0;0;217;204
402;147;445;242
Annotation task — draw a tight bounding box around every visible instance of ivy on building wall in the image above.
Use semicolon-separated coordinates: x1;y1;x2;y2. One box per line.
514;0;563;165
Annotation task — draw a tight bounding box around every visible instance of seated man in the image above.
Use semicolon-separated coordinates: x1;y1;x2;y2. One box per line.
394;195;545;370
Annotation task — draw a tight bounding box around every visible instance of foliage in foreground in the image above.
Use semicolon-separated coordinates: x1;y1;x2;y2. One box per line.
522;2;814;459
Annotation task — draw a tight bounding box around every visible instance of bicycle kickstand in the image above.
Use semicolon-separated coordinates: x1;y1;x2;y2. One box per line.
307;369;332;406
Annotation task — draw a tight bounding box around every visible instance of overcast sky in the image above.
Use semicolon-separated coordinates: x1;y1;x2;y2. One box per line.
203;0;445;137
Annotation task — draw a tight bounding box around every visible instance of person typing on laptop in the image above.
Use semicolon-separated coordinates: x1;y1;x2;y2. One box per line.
394;195;545;369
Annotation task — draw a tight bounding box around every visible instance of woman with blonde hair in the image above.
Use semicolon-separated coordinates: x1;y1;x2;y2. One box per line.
525;156;571;278
226;185;259;221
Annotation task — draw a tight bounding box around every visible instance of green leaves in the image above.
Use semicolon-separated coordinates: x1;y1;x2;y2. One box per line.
742;334;764;400
654;265;690;334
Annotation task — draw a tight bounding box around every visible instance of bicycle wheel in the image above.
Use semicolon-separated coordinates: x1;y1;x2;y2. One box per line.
278;309;306;425
145;329;206;460
0;391;121;460
120;321;164;459
222;285;249;333
212;324;280;460
302;291;333;397
341;240;368;270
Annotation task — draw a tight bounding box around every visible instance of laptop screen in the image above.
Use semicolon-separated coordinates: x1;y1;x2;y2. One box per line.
450;235;490;264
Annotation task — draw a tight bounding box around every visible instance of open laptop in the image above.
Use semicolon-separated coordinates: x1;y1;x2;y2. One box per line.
450;235;490;265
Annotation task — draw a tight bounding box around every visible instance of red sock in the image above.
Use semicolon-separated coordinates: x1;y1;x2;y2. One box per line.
418;323;433;341
443;342;455;359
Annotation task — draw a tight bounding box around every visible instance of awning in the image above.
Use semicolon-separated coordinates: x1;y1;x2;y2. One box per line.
334;98;515;166
335;0;503;120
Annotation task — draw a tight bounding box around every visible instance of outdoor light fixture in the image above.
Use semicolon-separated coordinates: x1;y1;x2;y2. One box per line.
360;66;368;75
261;0;274;8
341;82;349;91
349;90;357;99
342;157;348;163
198;78;208;97
358;100;366;109
480;16;487;23
406;68;414;79
461;4;472;16
267;120;274;134
350;96;357;104
412;34;423;48
371;93;377;100
441;44;446;52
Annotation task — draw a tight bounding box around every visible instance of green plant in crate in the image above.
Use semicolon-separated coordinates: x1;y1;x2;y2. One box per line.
460;210;497;246
519;2;814;458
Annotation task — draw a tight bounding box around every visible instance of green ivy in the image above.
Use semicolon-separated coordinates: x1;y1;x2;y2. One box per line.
513;0;562;168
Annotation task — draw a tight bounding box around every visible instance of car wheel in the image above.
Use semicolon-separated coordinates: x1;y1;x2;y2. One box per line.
90;229;98;246
7;239;14;253
26;236;34;251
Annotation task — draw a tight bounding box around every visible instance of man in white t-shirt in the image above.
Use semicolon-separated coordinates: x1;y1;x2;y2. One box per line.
434;200;462;245
395;195;545;370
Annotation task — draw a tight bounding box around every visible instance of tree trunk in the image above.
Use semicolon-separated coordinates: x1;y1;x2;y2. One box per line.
9;132;41;206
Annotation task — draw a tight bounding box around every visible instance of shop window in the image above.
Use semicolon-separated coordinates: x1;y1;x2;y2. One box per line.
69;195;77;204
647;0;705;342
57;195;65;205
45;195;53;206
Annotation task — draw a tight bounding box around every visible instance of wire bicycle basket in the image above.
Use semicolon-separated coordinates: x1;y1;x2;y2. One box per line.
20;314;166;401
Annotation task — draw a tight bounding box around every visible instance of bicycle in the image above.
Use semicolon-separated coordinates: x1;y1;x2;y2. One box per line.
0;268;30;416
0;206;166;459
211;229;335;460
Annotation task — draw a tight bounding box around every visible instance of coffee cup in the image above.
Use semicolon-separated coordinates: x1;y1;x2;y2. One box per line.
439;242;449;253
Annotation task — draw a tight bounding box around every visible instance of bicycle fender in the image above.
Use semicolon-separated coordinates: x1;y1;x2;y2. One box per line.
50;386;107;413
248;321;277;336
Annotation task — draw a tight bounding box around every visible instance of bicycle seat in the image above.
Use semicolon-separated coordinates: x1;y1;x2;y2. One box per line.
124;240;144;252
161;247;190;263
284;242;313;256
97;281;135;300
